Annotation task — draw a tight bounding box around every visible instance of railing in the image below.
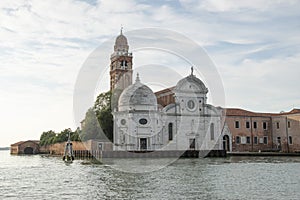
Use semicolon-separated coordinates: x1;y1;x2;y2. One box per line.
73;150;102;160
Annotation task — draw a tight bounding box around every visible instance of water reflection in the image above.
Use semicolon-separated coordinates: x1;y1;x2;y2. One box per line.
1;150;300;199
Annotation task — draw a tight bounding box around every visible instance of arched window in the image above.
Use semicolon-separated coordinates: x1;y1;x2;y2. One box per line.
120;60;128;68
210;123;214;140
168;123;173;141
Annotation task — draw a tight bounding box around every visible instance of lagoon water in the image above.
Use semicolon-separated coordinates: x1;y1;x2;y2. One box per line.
1;150;300;199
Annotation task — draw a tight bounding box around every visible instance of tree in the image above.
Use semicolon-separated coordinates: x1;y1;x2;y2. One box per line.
71;127;81;141
94;91;111;111
56;128;72;143
80;108;107;141
40;130;56;146
40;128;81;146
94;91;113;141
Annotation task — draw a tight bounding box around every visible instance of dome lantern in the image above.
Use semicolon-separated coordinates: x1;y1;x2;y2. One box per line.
114;27;129;52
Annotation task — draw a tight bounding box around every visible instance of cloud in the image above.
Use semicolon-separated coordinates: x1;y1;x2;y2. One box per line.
0;0;299;146
217;53;300;111
179;0;300;12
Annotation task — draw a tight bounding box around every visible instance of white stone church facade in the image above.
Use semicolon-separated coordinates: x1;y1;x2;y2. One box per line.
111;31;226;154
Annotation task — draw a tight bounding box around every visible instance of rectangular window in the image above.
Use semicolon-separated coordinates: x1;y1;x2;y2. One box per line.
263;136;268;144
259;137;264;144
98;143;103;150
254;136;258;144
253;121;257;129
210;123;214;140
235;121;240;128
246;121;250;129
246;136;251;144
241;136;246;144
288;121;291;128
263;122;267;130
236;136;240;144
289;136;293;145
168;123;173;141
276;122;280;129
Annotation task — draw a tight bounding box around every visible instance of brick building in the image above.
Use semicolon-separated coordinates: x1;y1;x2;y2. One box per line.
10;140;40;154
225;108;300;153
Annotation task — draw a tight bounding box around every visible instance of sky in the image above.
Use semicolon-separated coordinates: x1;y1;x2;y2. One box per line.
0;0;300;147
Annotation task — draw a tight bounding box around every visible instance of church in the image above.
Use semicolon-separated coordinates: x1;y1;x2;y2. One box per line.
109;30;227;156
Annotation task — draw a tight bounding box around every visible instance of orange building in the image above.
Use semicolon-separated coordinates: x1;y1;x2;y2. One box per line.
225;108;300;153
10;140;40;154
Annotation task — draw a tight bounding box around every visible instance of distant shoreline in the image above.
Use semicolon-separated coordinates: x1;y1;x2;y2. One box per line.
0;147;10;151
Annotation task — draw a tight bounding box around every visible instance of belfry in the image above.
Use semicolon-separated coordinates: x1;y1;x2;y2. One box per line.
109;28;133;91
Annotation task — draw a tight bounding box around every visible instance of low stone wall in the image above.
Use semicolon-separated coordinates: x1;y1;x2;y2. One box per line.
39;140;113;155
40;141;87;155
101;150;226;158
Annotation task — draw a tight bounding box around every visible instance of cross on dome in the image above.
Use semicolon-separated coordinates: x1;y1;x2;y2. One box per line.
120;25;123;35
136;73;140;82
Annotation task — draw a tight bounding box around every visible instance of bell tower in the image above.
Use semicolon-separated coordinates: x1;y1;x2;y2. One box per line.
110;28;133;91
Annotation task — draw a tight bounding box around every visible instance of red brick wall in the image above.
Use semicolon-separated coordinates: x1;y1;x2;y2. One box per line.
155;88;175;107
226;116;273;152
17;141;39;154
39;140;113;155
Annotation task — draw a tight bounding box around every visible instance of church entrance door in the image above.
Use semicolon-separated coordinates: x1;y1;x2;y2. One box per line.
140;138;147;150
189;138;195;150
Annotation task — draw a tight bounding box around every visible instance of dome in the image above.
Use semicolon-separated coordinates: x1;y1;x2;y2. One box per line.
175;74;208;94
118;74;157;111
114;30;129;52
115;34;128;46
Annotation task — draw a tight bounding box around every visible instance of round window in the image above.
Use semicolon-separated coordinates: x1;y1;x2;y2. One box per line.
121;119;126;125
139;118;148;125
187;100;195;110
